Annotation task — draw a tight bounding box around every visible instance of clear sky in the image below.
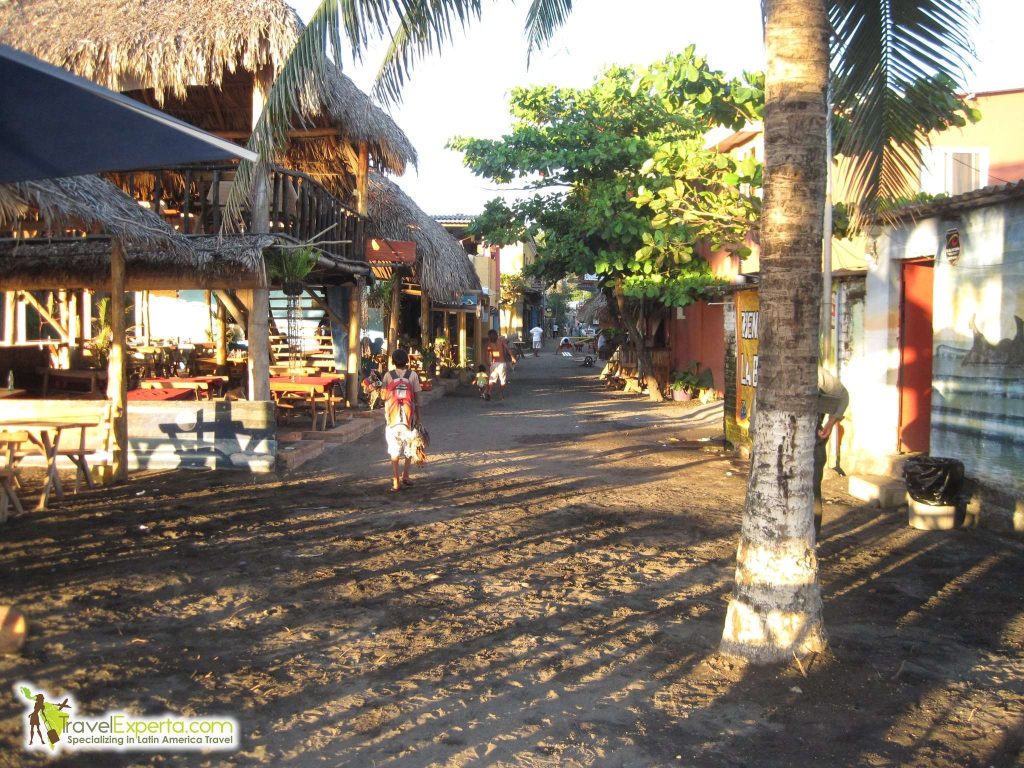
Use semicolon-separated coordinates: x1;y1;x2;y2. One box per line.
291;0;1020;216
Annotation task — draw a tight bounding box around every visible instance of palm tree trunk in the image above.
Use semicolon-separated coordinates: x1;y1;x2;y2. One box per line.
720;0;829;663
613;279;664;403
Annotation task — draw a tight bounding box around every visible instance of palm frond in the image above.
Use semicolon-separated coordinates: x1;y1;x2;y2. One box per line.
829;0;978;224
371;0;486;105
223;0;347;230
524;0;574;64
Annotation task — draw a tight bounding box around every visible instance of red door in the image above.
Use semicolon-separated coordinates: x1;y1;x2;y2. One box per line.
898;261;934;453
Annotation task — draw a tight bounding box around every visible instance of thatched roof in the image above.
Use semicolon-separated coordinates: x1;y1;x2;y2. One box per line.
0;0;416;181
0;175;193;256
577;291;611;325
367;173;480;299
0;234;272;290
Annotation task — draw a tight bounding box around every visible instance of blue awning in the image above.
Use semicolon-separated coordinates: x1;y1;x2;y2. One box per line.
0;43;257;183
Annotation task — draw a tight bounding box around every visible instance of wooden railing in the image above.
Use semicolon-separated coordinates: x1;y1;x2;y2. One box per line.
109;164;364;262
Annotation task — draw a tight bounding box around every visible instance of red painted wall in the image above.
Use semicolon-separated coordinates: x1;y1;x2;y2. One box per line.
669;301;726;394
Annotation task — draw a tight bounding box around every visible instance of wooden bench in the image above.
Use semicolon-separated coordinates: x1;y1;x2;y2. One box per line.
0;400;114;497
0;430;29;521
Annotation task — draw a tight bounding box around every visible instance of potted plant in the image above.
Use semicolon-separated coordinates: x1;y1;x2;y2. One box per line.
419;346;437;376
670;375;695;401
266;246;318;296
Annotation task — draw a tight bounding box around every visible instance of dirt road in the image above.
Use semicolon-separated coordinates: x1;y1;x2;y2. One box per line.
1;351;1022;766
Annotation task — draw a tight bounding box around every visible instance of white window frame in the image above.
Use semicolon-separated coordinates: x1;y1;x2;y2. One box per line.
919;146;989;196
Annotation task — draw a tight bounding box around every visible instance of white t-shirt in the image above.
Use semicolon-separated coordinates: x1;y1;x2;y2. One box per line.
529;326;544;343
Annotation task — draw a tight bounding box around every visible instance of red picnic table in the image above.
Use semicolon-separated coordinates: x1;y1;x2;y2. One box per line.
127;387;194;402
140;375;228;399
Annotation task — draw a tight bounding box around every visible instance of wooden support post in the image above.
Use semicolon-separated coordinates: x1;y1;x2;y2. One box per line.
3;292;16;345
106;241;129;482
206;290;214;342
474;311;484;369
246;74;271;402
387;272;401;353
347;277;363;407
356;143;370;217
245;287;271;401
420;291;431;349
458;311;467;368
216;302;228;366
81;290;92;341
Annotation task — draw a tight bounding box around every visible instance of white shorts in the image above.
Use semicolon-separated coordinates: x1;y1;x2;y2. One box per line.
385;424;417;460
532;339;542;349
488;362;508;386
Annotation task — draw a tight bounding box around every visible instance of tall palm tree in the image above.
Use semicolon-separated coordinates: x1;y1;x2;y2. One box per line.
249;0;976;663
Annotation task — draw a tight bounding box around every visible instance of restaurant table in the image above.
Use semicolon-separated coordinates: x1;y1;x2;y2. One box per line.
127;387;194;402
0;429;29;520
140;376;228;399
269;375;344;430
37;367;107;396
0;416;101;510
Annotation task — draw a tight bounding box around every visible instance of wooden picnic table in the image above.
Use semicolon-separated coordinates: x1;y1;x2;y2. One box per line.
128;387;195;402
140;376;228;399
0;415;102;510
37;367;107;396
269;375;344;431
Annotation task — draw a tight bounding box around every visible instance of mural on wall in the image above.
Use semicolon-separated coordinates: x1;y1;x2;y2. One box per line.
929;206;1024;497
962;314;1024;366
735;289;759;433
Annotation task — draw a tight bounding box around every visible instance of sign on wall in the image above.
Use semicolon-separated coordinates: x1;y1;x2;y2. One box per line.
736;289;760;432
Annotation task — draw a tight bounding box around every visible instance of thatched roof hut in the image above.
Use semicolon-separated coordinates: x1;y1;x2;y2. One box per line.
0;176;193;256
0;176;276;289
0;235;272;290
577;290;612;325
367;173;480;300
0;0;416;193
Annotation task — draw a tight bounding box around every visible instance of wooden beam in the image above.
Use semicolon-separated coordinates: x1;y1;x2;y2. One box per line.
474;311;484;369
458;311;467;368
420;291;431;348
247;73;271;402
107;241;128;482
387;271;401;353
216;302;228;366
213;290;247;327
213;128;342;141
347;277;363;407
303;288;346;327
356;142;369;217
4;292;16;345
17;290;68;340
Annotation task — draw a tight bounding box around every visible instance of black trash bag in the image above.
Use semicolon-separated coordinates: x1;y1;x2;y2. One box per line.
903;457;964;505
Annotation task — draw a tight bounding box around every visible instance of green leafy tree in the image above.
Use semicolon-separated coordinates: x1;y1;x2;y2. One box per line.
451;49;762;401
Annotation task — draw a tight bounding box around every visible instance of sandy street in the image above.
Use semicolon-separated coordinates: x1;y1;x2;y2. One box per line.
1;350;1022;767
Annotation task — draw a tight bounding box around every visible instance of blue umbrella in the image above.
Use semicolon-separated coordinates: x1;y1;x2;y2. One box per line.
0;43;257;183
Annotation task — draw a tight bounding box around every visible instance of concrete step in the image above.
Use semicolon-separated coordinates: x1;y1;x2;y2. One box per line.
848;474;907;508
307;418;380;443
277;439;324;470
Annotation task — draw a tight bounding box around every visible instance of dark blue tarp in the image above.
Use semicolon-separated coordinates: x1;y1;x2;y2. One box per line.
0;43;256;183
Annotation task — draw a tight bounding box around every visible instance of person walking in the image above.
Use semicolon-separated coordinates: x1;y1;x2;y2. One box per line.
484;329;512;401
381;348;422;491
814;366;849;538
529;324;544;356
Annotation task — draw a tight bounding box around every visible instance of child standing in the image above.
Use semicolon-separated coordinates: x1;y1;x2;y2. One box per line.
475;364;489;399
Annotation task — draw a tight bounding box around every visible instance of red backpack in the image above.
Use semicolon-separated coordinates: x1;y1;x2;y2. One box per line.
384;370;415;427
